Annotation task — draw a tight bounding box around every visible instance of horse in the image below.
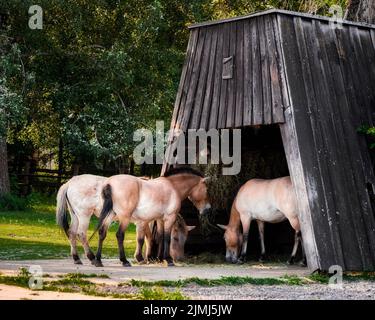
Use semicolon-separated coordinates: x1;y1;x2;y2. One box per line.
135;214;195;263
93;166;211;267
218;176;305;265
56;174;197;265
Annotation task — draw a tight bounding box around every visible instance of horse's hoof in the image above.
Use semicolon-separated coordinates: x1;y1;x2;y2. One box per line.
287;258;295;265
122;261;132;267
237;259;244;265
92;259;103;267
135;255;145;263
299;259;307;267
259;256;267;263
74;259;83;265
166;260;175;267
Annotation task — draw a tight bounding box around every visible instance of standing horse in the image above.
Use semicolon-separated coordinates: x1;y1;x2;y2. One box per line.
56;174;197;265
93;167;211;267
218;176;305;265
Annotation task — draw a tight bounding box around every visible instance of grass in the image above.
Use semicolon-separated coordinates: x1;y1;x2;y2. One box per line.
57;273;110;279
309;271;375;283
0;195;137;260
125;275;307;288
123;272;375;288
0;269;187;300
1;267;375;300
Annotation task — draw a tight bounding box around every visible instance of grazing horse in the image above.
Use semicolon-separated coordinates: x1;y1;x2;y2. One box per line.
56;174;197;265
135;214;195;263
218;176;305;265
93;167;211;267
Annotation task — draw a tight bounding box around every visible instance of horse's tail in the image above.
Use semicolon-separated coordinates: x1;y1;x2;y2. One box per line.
90;184;115;241
56;182;70;237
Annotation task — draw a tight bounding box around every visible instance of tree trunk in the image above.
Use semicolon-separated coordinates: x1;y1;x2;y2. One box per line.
0;137;10;196
346;0;375;24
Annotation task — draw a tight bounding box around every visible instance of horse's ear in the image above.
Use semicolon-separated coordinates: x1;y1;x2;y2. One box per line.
203;177;211;183
186;225;196;232
217;224;227;231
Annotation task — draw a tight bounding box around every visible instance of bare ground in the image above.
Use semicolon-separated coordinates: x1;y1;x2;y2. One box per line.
0;284;117;300
1;259;374;300
0;258;309;282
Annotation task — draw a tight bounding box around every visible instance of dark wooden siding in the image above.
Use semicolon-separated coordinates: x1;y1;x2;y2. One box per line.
279;14;375;271
171;14;287;133
165;10;375;271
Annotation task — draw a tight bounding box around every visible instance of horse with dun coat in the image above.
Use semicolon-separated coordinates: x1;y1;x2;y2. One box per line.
91;167;210;266
218;176;306;265
56;171;202;266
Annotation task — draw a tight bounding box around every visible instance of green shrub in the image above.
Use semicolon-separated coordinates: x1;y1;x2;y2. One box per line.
358;125;375;149
0;193;28;211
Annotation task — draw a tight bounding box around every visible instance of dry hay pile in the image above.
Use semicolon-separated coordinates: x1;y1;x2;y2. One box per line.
192;146;289;236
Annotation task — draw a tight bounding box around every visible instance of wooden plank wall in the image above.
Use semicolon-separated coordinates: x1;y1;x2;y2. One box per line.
172;14;286;133
279;14;375;271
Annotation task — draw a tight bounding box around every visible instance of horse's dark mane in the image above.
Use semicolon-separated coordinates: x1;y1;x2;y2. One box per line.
175;213;186;230
163;166;204;178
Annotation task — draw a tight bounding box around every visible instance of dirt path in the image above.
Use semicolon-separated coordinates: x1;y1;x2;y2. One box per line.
0;284;117;300
0;258;309;282
2;259;373;300
180;282;375;300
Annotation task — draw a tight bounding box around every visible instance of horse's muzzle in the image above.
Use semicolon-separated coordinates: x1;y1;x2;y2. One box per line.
226;256;238;264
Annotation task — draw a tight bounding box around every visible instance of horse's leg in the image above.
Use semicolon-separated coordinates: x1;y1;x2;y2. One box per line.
288;230;301;265
156;219;164;261
77;214;95;263
134;222;145;263
287;217;301;265
69;212;81;264
144;222;153;262
163;214;177;267
116;219;131;267
93;225;108;267
257;220;267;262
299;234;307;266
238;216;251;264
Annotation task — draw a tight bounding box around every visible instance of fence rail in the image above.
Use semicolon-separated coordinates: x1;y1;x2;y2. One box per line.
10;163;161;195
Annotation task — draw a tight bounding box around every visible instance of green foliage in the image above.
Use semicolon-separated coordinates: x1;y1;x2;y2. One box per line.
358;125;375;149
127;275;306;287
59;273;110;279
0;41;28;139
0;270;188;300
0;267;31;288
0;198;137;259
138;286;187;300
0;0;349;171
0;193;28;211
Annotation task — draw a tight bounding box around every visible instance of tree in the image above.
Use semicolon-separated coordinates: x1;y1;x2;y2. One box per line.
0;0;352;188
345;0;375;24
0;40;27;196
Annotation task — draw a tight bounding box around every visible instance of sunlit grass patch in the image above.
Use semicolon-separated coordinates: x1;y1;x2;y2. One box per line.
0;196;137;260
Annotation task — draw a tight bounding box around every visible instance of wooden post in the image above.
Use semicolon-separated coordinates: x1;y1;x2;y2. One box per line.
72;164;80;176
58;138;64;185
23;161;31;195
128;157;135;175
0;138;10;196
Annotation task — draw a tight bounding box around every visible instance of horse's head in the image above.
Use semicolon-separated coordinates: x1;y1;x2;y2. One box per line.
170;220;196;262
188;176;211;215
217;224;243;263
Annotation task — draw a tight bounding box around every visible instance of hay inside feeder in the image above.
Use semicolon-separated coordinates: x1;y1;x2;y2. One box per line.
192;127;289;236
